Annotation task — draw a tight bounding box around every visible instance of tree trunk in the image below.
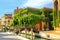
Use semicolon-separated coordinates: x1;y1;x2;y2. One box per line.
18;28;21;35
54;26;56;31
47;22;49;31
25;28;27;38
31;28;34;40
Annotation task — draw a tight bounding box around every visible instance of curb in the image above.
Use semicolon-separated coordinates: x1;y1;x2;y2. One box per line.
3;32;29;40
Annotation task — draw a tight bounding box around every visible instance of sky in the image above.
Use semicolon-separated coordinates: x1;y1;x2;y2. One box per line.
0;0;53;18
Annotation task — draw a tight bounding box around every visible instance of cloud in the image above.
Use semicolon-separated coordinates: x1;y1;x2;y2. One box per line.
23;0;53;8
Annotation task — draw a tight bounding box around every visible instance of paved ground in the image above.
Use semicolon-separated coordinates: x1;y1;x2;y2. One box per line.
41;31;60;36
40;31;60;39
0;32;18;40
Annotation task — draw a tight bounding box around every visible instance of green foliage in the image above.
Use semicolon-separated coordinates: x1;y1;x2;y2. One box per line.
58;11;60;22
19;14;43;28
10;21;14;26
40;8;46;14
53;11;56;26
53;10;59;27
11;7;53;28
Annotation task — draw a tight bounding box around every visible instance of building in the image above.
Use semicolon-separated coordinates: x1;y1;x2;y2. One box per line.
53;0;59;24
0;19;1;25
53;0;60;30
35;7;53;31
54;0;60;10
14;7;23;14
14;7;53;31
1;14;13;27
58;0;60;10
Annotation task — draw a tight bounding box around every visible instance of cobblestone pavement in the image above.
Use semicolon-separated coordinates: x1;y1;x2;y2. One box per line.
0;32;18;40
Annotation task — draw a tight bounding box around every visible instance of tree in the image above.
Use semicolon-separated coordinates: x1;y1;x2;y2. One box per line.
11;7;46;40
17;8;44;40
19;14;43;40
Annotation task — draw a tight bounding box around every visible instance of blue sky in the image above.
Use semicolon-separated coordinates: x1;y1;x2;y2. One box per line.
0;0;53;18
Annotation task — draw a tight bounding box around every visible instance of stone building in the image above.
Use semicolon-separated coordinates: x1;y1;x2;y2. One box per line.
53;0;60;30
53;0;60;21
14;7;23;14
14;7;53;31
35;7;53;31
1;14;13;27
0;19;1;25
58;0;60;10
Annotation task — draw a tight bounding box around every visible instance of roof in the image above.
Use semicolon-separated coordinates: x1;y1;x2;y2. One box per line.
41;7;53;11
